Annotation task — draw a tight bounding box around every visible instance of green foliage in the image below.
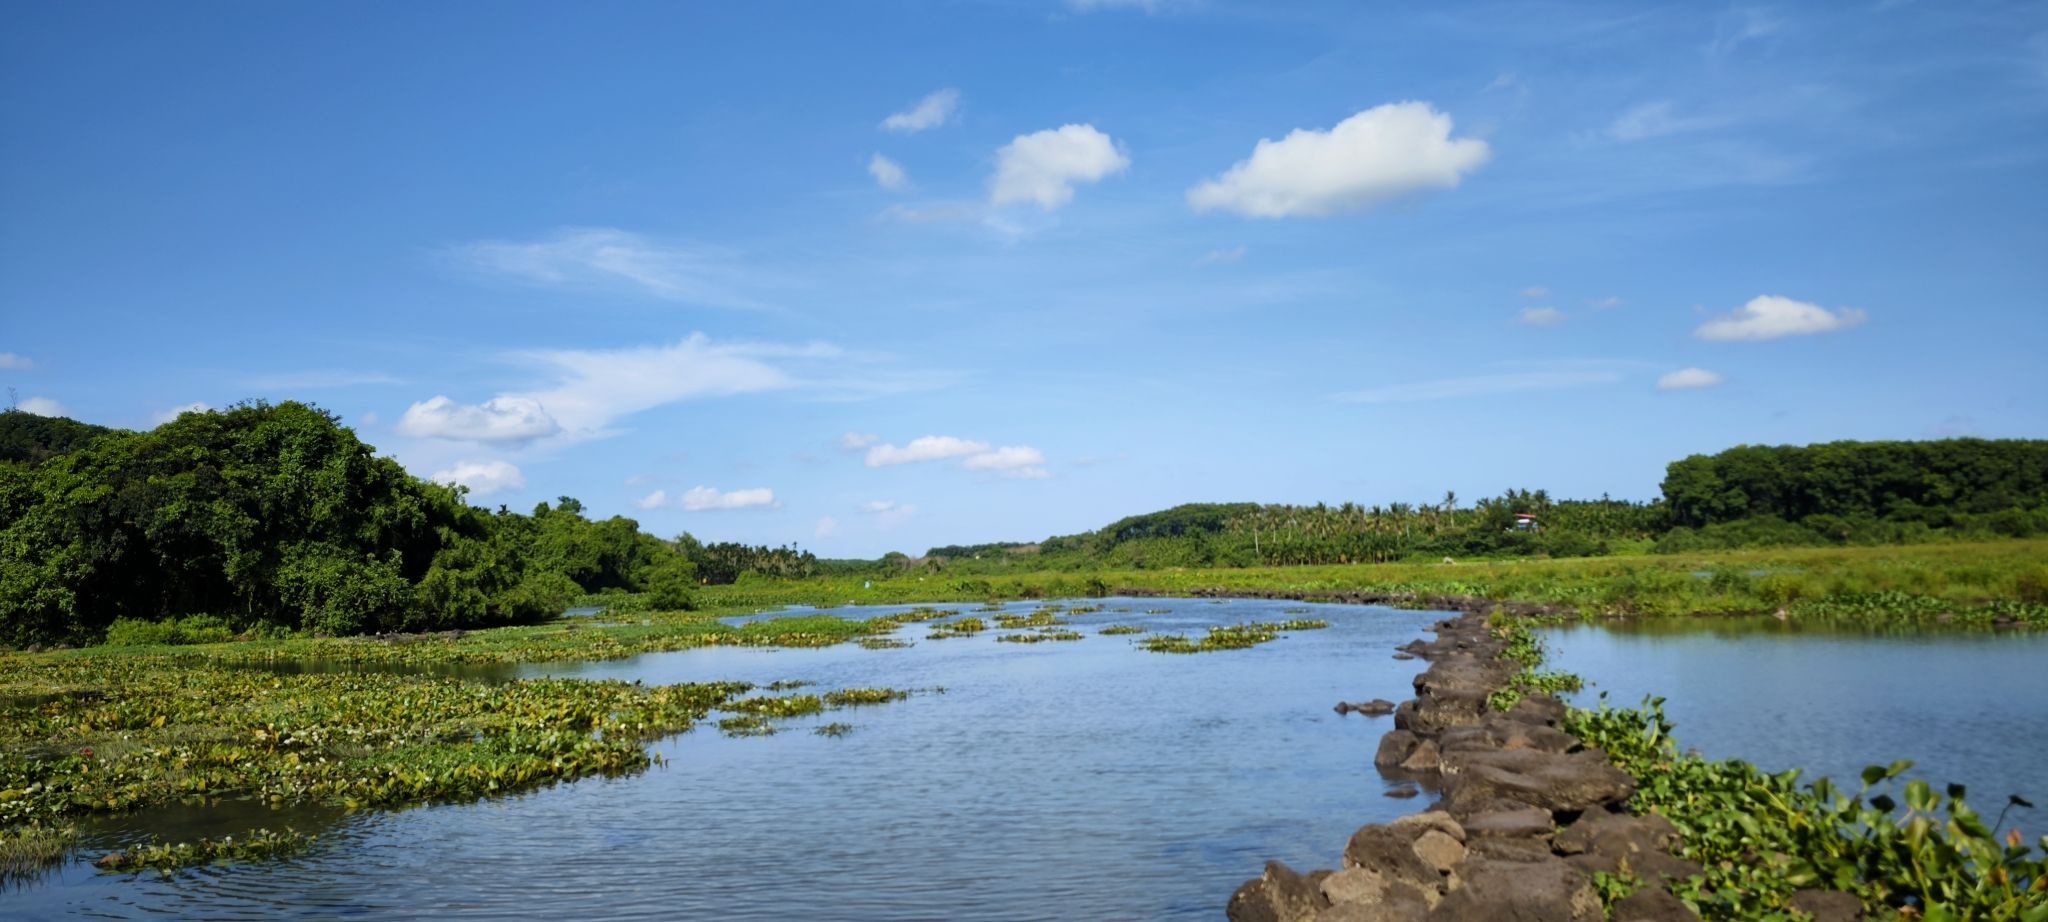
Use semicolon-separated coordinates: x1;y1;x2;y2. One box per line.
102;615;235;647
1136;620;1323;654
96;828;313;874
1568;698;2048;920
0;403;703;646
1661;439;2048;533
0;823;75;884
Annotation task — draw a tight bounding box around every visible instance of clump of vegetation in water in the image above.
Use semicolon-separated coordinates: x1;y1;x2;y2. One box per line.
724;694;824;718
813;723;853;738
995;629;1083;644
822;688;909;707
0;655;754;829
95;828;314;874
1273;619;1328;630
993;609;1066;629
1099;624;1144;635
764;679;812;691
1486;668;1585;712
857;637;912;650
1570;698;2048;920
0;824;75;883
925;617;987;640
716;715;774;737
1139;622;1276;653
1144;608;1171;615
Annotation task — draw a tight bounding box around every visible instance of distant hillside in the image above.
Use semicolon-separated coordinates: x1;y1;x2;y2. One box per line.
0;410;119;464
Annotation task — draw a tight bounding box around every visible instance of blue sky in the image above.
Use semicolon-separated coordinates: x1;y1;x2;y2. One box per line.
4;1;2045;557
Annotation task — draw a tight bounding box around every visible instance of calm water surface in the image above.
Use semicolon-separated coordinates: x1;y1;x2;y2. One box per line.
1542;620;2048;810
9;598;1435;921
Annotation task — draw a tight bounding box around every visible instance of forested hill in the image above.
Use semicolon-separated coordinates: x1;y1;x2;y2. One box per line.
0;404;814;647
919;439;2048;573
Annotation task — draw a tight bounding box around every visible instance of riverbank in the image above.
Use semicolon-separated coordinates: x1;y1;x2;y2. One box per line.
700;540;2048;628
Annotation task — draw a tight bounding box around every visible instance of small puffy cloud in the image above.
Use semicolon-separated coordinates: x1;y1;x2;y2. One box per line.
16;396;66;417
859;500;916;527
990;124;1130;210
869;153;909;191
680;486;777;511
839;431;881;452
432;460;526;497
635;489;669;510
1694;295;1866;342
0;352;33;370
963;446;1047;479
1657;368;1726;390
1588;296;1625;309
1608;101;1728;142
1520;285;1550;299
153;401;214;424
814;516;840;539
1196;246;1247;267
866;435;991;467
398;395;562;444
1187;102;1490;218
1516;307;1566;327
881;88;960;133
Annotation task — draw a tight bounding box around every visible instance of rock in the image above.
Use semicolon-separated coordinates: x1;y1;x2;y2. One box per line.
1336;699;1397;717
1227;861;1328;922
1384;785;1421;799
1322;866;1441;913
1564;850;1703;890
1460;806;1555;840
1440;749;1635;814
1505;695;1568;726
1399;739;1442;773
1374;730;1422;769
1552;810;1679;859
1410;830;1466;874
1431;857;1602;922
1343;826;1437;883
1610;886;1701;921
1466;835;1556;863
1787;889;1863;922
1392;652;1417;661
1388;811;1465;843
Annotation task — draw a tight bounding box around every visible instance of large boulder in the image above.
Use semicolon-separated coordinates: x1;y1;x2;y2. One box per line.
1610;887;1702;922
1429;858;1602;922
1227;861;1328;922
1440;749;1635;814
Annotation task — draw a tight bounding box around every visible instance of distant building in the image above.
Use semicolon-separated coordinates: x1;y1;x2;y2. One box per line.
1512;513;1541;532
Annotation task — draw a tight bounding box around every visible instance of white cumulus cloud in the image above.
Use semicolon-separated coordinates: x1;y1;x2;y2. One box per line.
990;124;1130;210
398;395;562;445
432;460;526;497
1187;102;1490;218
635;489;670;510
0;352;33;370
1694;295;1867;342
839;431;881;452
16;396;66;417
680;486;778;511
881;88;961;133
152;402;214;424
869;153;909;191
866;435;991;467
1516;307;1566;327
963;445;1048;480
1657;368;1726;390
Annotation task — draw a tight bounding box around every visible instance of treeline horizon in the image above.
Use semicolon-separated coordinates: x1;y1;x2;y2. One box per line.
3;403;2043;645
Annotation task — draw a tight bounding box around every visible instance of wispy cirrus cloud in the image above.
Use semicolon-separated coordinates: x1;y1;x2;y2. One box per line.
869;153;910;191
1336;367;1625;404
881;89;960;133
450;227;768;309
1516;307;1566;327
0;352;34;370
246;370;403;390
1657;368;1725;390
1608;101;1731;142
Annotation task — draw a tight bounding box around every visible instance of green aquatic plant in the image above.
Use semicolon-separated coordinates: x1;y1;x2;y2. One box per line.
95;828;314;874
0;823;75;883
764;679;812;691
1568;698;2048;920
716;715;775;737
1136;621;1318;653
724;694;825;718
822;688;909;707
1272;619;1329;630
857;637;912;650
925;617;987;640
995;630;1084;643
993;609;1066;629
813;723;853;738
1099;624;1144;635
1486;668;1584;712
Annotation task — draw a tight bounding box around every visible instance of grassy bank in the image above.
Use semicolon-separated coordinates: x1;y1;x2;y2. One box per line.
702;540;2048;626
